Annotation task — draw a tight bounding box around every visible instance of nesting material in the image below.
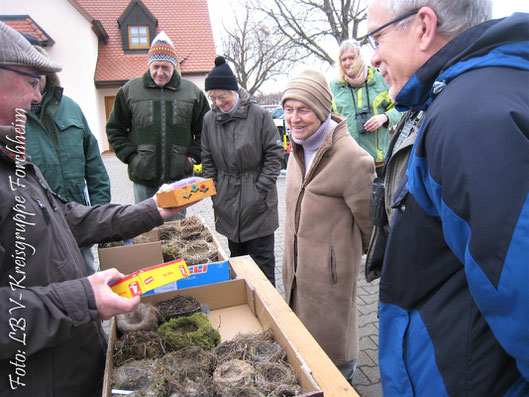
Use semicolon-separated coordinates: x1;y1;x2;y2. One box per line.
111;359;157;391
157;312;221;351
254;361;299;394
116;303;160;334
213;359;256;393
211;330;285;366
160;216;219;265
154;294;202;322
113;331;167;367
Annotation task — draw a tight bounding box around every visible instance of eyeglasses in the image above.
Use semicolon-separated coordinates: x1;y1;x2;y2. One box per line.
364;8;420;50
0;65;41;90
208;93;229;102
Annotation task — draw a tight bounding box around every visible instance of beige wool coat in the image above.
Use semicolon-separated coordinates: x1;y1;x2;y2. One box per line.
282;115;375;365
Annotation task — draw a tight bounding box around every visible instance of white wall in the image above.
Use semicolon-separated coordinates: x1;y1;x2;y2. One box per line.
3;0;102;147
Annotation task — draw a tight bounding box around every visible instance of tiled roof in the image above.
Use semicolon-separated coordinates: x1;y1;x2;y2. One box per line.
72;0;216;83
1;16;54;46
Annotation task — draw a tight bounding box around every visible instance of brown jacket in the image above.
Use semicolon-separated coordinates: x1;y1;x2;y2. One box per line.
282;115;375;365
0;128;163;396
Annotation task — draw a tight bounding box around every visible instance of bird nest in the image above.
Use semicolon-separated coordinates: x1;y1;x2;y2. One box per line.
112;303;305;396
154;294;202;322
160;216;218;265
99;216;220;268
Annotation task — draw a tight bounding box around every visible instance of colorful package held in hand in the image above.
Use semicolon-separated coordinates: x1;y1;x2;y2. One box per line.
109;259;190;298
156;177;216;208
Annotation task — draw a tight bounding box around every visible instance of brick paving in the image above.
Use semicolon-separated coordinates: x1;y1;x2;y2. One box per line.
101;153;383;397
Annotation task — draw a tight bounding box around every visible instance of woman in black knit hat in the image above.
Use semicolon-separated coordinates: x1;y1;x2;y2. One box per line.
201;56;283;286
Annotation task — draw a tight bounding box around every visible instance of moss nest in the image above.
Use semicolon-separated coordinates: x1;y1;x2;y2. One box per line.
157;312;220;352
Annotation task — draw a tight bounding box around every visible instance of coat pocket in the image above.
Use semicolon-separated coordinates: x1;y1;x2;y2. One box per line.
130;144;157;182
169;144;193;180
329;246;338;284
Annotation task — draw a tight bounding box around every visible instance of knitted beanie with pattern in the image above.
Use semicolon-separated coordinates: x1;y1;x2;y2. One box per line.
148;31;177;67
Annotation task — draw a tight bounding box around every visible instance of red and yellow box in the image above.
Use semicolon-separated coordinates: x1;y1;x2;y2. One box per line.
109;259;190;298
156;177;216;208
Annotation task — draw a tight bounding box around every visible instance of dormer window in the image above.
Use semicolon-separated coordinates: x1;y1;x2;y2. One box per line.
129;25;149;49
118;0;157;53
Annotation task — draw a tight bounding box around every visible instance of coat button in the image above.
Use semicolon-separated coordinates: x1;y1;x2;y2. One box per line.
400;204;406;212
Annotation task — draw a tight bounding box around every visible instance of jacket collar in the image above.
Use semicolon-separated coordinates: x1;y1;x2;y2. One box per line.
212;87;255;123
292;113;347;179
396;13;529;111
142;69;181;90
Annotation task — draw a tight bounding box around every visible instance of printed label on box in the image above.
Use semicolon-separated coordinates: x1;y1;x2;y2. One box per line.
109;259;189;298
143;260;230;295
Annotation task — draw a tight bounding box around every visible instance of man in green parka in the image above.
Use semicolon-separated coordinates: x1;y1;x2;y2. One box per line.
106;31;210;218
25;43;110;274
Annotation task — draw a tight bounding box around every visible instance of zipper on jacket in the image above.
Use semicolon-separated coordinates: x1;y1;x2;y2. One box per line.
38;179;57;212
160;88;166;181
35;198;50;225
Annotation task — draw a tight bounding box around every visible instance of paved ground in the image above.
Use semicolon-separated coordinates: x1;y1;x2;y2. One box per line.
101;154;382;397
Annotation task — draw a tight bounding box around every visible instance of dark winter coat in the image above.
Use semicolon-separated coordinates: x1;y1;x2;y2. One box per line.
380;13;529;396
201;88;282;242
0;128;163;396
106;70;210;188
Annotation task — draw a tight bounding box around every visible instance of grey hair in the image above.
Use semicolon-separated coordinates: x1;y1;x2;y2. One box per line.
336;39;365;81
382;0;492;38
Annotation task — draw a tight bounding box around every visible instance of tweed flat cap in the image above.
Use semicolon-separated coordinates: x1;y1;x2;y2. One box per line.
0;21;61;74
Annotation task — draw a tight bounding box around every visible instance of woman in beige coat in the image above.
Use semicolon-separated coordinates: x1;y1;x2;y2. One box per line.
281;69;375;383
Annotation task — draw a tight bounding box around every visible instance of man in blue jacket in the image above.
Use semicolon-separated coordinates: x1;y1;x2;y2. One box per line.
366;0;529;395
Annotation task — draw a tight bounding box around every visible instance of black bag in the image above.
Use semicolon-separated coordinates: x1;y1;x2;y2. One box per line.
365;177;388;282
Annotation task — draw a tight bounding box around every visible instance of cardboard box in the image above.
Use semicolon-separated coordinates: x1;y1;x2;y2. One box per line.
156;177;216;208
103;279;323;397
98;216;228;275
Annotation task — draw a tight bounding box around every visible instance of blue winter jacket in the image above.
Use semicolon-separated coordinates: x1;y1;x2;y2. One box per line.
380;13;529;397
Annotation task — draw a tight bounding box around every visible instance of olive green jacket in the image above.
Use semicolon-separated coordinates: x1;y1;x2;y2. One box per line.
26;82;110;206
106;70;210;187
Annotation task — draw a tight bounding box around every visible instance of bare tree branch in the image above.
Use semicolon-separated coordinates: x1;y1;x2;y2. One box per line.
220;1;302;95
248;0;368;66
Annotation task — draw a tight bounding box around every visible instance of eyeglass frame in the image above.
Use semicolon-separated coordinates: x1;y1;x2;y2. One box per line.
208;93;229;102
364;8;421;50
0;65;41;79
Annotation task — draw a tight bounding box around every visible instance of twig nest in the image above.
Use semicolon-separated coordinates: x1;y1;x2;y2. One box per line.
111;359;156;390
213;359;256;393
211;330;285;366
157;312;220;351
154;294;202;322
254;361;299;393
272;384;303;396
113;331;167;367
155;347;214;395
116;303;159;334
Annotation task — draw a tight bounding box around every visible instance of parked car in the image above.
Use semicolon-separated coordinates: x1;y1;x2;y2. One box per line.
263;105;290;169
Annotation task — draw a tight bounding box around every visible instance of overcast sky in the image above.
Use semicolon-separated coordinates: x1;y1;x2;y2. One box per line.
206;0;529;93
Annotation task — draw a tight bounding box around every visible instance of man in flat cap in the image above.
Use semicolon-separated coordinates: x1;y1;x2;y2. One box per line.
0;22;192;396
